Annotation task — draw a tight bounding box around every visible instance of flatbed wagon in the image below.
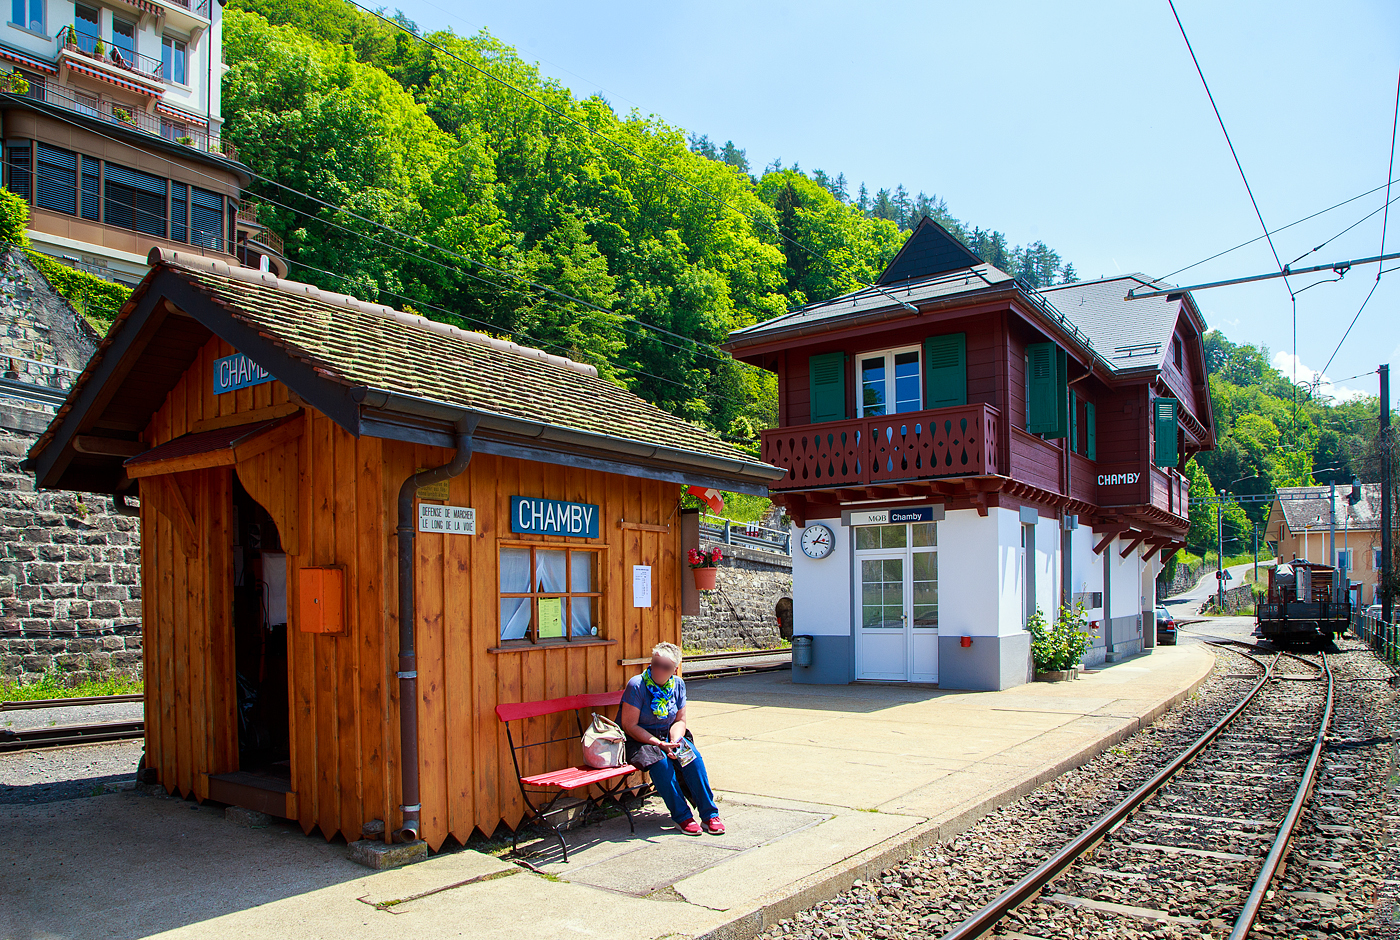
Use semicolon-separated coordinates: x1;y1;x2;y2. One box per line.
1256;559;1350;644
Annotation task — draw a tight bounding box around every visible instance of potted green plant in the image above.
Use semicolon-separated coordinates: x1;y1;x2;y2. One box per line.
93;39;105;58
1;70;28;95
112;107;132;124
176;135;193;145
1030;602;1092;681
687;546;723;591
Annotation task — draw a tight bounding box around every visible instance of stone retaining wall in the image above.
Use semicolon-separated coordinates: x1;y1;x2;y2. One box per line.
0;247;144;688
681;540;791;652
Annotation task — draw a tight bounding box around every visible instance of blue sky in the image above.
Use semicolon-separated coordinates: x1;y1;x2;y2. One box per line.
387;0;1400;403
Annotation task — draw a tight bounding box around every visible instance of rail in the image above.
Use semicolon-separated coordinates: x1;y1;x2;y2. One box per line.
0;718;144;750
1352;610;1399;663
698;512;790;555
0;72;238;162
938;648;1332;940
161;0;212;18
58;26;165;81
761;402;1001;491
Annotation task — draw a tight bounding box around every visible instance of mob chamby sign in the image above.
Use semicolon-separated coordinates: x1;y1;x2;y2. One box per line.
212;352;275;395
510;496;600;539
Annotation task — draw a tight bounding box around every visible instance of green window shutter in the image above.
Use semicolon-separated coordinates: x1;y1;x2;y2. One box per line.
809;351;847;423
1026;342;1057;433
1069;391;1078;454
1050;348;1068;439
1085;402;1097;460
923;333;966;409
1153;397;1179;467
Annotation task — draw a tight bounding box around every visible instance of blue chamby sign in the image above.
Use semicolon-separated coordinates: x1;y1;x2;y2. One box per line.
213;353;274;396
511;496;600;539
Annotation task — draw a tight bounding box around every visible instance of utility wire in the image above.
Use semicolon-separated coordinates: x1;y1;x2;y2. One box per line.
28;102;756;374
1167;0;1298;405
341;0;920;315
1320;61;1400;378
1162;178;1400;280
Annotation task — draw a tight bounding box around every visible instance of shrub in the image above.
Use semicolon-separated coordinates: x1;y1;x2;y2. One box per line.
0;187;29;246
27;251;130;333
1029;602;1092;673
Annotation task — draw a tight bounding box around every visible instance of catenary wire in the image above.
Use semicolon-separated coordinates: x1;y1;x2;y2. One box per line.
340;0;921;315
1319;61;1400;378
1161;177;1400;280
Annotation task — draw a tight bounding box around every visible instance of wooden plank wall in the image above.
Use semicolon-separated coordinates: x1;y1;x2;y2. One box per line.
384;440;683;850
143;335;684;850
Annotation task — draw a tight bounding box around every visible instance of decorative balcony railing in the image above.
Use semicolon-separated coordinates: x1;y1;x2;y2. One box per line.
161;0;212;19
761;403;1002;491
0;72;238;163
58;26;165;82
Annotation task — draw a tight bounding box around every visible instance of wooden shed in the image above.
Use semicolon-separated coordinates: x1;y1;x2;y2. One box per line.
25;250;782;850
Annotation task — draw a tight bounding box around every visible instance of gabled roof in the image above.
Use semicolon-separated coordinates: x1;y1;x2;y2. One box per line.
28;251;782;495
1039;274;1206;374
1275;484;1382;532
876;217;985;285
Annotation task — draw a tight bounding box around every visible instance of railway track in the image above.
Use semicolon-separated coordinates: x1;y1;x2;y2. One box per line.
0;693;146;752
938;648;1333;940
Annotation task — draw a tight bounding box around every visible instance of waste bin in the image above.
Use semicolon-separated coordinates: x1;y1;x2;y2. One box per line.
792;634;813;668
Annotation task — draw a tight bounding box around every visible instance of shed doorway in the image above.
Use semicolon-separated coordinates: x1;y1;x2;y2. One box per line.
853;522;939;682
211;477;292;812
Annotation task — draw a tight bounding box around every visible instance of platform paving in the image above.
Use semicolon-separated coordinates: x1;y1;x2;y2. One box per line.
5;643;1214;940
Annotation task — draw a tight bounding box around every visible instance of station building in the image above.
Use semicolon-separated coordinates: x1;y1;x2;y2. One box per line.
25;249;780;849
724;220;1216;690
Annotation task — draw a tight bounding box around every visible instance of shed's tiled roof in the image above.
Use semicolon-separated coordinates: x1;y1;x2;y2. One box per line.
167;259;761;467
1276;484;1382;531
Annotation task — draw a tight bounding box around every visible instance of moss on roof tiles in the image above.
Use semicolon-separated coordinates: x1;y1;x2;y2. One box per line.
181;269;753;464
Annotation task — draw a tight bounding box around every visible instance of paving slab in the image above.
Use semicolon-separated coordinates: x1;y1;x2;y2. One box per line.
4;643;1214;940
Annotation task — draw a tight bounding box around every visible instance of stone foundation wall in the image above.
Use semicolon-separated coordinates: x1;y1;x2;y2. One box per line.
0;247;144;688
681;541;791;652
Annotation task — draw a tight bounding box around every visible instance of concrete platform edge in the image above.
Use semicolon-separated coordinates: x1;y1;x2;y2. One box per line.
693;649;1217;940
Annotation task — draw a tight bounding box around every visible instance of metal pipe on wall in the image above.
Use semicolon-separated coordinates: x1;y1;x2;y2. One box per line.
393;416;478;843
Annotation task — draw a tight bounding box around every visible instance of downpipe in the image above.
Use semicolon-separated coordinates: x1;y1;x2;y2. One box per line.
394;416;478;844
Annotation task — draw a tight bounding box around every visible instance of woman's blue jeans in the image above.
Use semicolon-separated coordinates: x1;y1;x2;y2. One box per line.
649;742;718;824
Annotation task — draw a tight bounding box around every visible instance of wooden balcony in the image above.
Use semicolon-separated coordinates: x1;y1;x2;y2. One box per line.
761;403;1001;492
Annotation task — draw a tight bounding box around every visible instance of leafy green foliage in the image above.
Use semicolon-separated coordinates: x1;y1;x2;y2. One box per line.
0;187;28;246
0;670;142;700
223;1;1084;437
1029;603;1091;673
27;251;131;333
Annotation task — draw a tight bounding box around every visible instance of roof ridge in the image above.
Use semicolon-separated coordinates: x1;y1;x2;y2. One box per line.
146;248;599;379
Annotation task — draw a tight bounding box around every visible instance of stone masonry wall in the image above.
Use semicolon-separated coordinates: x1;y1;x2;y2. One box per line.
681;540;791;652
0;247;143;688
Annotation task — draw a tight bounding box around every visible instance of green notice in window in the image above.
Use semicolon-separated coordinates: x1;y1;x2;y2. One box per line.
538;597;564;638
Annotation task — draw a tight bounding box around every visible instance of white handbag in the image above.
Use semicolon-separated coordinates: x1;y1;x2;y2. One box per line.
581;712;626;768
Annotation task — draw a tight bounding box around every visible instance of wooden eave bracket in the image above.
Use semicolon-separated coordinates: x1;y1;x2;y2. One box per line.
1120;531;1151;558
1093;527;1129;555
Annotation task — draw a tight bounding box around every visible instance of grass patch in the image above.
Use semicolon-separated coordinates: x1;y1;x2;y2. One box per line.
0;671;142;702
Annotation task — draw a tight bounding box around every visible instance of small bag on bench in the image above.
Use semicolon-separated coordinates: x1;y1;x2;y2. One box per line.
581;712;626;768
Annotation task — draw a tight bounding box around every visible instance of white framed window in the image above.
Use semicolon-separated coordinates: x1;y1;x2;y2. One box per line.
9;0;43;32
162;35;187;85
858;346;921;417
1375;548;1384;570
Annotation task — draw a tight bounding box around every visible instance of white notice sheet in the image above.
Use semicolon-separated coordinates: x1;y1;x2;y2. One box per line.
632;565;652;608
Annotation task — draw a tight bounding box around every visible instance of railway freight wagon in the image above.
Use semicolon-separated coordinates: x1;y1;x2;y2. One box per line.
23;250;783;852
1256;559;1350;644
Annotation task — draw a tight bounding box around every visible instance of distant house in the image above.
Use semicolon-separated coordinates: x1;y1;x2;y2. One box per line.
1266;484;1383;605
724;219;1216;689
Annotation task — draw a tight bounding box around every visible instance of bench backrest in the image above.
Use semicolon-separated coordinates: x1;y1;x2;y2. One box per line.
495;690;624;724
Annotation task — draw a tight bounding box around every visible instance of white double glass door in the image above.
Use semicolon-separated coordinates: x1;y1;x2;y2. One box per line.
855;523;938;682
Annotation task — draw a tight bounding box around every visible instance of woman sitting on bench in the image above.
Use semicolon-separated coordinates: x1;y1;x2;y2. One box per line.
619;642;725;835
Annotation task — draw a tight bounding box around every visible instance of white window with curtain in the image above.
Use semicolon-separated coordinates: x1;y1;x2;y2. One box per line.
858;346;921;418
498;545;602;644
10;0;43;32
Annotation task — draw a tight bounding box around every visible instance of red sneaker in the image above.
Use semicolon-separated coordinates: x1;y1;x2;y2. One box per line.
705;816;725;835
679;818;702;835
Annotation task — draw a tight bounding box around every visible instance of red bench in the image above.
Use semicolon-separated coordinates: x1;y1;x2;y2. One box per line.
495;690;638;861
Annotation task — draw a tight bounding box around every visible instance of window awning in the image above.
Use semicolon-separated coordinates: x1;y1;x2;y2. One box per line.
63;59;161;97
155;102;209;128
124;413;303;478
0;45;57;74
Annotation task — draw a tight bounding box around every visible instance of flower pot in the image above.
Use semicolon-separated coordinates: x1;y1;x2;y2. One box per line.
1034;669;1075;683
691;567;717;591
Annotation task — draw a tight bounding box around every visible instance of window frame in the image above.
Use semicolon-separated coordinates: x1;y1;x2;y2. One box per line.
856;344;922;419
497;541;605;646
161;34;187;86
852;522;938;630
10;0;44;34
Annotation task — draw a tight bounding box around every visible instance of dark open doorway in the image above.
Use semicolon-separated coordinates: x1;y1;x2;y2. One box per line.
231;477;289;774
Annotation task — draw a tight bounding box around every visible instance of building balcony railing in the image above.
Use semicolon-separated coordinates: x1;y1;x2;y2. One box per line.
761;403;1002;491
161;0;212;19
58;26;165;83
0;72;238;163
